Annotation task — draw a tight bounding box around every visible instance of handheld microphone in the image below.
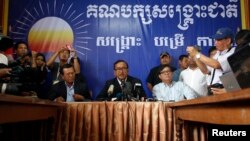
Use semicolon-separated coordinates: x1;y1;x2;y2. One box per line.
107;84;114;96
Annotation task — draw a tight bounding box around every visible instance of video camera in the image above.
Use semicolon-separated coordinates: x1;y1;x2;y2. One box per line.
0;62;37;95
0;34;38;95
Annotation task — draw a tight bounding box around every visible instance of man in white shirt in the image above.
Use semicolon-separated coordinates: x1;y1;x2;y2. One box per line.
179;55;208;97
0;34;13;78
0;34;13;65
152;65;198;102
186;27;235;94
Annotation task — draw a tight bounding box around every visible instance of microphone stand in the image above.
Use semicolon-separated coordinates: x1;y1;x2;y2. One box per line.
107;92;111;101
121;80;127;101
136;88;140;101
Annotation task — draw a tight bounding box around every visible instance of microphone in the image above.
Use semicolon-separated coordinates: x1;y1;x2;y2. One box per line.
134;83;142;101
124;82;132;92
134;83;141;90
121;79;126;89
107;84;114;96
123;82;132;101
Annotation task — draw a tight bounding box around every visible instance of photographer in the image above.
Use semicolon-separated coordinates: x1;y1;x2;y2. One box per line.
0;33;13;65
0;36;37;96
187;27;235;95
0;68;11;78
0;34;19;95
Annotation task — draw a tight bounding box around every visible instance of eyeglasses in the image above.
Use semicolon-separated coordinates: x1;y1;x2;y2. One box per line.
115;67;128;71
160;70;171;74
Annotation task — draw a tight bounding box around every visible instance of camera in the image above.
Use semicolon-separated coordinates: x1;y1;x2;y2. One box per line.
0;83;22;95
0;61;36;95
207;83;224;95
193;45;202;51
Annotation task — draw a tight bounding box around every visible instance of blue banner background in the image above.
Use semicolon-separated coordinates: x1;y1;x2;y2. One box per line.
8;0;242;98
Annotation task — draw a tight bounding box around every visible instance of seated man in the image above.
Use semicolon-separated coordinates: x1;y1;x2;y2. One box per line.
147;52;176;92
46;46;82;84
48;64;91;102
152;65;198;102
96;59;146;101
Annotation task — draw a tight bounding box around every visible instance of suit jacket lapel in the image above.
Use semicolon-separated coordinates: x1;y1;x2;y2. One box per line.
60;82;67;100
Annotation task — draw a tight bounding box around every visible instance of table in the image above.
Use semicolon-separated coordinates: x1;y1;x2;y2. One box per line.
58;101;174;141
171;88;250;141
0;94;65;141
56;88;250;141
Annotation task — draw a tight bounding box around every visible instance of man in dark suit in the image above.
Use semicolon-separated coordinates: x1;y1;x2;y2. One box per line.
96;59;146;101
48;64;91;102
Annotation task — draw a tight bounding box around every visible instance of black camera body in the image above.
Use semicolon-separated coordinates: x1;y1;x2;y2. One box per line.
0;62;36;95
207;83;224;95
0;83;22;95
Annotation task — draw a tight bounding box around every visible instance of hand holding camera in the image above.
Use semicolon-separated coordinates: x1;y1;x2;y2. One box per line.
0;68;12;78
186;45;201;58
207;83;224;95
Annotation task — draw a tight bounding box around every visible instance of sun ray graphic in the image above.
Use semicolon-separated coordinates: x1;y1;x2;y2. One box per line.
11;0;92;57
39;1;45;15
46;3;50;15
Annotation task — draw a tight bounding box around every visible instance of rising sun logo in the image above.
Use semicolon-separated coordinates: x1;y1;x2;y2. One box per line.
10;0;92;56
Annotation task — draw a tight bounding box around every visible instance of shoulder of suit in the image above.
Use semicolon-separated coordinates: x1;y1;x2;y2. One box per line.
51;81;64;88
152;65;161;70
106;78;117;84
127;75;141;82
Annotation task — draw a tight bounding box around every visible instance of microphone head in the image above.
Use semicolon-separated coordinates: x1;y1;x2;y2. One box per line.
134;83;142;89
120;79;126;88
135;83;141;86
124;82;132;99
125;82;132;91
107;84;114;95
116;92;122;100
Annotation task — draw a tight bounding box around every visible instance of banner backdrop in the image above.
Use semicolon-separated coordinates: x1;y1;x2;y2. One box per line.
8;0;242;98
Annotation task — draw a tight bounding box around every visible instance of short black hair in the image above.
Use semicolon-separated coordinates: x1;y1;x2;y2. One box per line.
0;34;13;51
36;53;46;62
208;46;217;56
235;29;250;45
59;63;74;75
158;64;173;74
179;54;188;61
14;41;28;50
113;59;129;70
